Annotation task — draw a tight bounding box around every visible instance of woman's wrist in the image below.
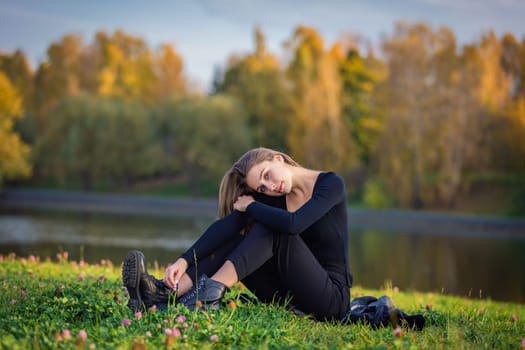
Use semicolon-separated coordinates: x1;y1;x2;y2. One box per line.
176;257;189;269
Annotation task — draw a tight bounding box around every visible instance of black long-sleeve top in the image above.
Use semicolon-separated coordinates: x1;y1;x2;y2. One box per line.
180;172;352;288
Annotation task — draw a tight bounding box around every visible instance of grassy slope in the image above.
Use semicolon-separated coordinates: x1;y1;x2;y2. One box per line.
1;253;524;350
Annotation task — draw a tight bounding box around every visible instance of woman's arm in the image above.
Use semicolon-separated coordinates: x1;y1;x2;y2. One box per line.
179;193;284;266
245;172;345;235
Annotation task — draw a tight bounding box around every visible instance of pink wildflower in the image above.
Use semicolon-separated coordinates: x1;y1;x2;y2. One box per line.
10;299;16;304
172;327;181;337
79;260;85;267
62;329;71;340
134;311;142;319
78;330;88;341
63;251;68;260
89;274;95;280
521;339;525;348
176;315;186;323
145;331;152;337
210;334;219;342
78;274;84;281
56;253;62;260
121;319;131;326
182;322;189;329
164;328;173;335
98;274;105;282
29;255;36;262
393;327;403;338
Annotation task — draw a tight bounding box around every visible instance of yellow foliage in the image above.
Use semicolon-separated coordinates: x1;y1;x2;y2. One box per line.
0;72;31;182
97;68;116;96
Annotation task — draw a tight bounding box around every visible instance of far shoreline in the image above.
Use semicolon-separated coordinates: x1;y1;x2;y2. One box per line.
1;187;524;239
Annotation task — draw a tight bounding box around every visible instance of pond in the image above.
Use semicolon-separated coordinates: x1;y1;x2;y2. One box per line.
1;208;524;304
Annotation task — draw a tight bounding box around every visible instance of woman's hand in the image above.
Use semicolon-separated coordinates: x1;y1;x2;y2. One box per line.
233;195;255;212
163;258;188;290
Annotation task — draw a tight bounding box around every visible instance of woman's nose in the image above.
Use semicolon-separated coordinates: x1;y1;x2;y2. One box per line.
262;180;275;191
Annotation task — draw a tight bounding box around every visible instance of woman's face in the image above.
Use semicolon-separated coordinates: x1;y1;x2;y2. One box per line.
246;155;291;196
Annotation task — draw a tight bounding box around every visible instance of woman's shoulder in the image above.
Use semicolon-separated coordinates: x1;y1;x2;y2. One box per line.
317;171;345;185
314;171;346;195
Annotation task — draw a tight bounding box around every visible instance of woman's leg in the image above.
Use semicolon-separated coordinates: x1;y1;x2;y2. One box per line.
183;232;244;289
226;223;349;321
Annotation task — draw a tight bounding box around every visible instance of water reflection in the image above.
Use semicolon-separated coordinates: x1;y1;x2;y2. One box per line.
1;209;524;303
350;229;525;303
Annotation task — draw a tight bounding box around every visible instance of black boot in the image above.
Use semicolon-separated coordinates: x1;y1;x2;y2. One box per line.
177;274;227;311
122;250;174;311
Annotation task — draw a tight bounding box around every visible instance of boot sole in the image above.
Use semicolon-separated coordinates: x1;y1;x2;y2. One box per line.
122;250;144;311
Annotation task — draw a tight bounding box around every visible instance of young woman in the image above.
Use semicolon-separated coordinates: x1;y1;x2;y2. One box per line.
123;147;352;322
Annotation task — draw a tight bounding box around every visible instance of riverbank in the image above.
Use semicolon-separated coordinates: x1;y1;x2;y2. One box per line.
1;188;525;238
1;253;524;349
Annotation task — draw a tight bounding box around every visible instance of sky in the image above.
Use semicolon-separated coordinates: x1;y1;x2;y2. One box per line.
1;0;524;90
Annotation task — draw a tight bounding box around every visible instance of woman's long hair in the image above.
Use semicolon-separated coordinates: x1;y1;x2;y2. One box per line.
218;147;300;218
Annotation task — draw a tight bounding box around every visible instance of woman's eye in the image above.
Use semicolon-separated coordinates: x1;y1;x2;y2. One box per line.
264;172;270;180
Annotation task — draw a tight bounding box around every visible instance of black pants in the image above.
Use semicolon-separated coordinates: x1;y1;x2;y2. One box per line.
185;223;349;321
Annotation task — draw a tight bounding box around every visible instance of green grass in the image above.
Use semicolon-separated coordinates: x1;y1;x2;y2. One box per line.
1;253;524;350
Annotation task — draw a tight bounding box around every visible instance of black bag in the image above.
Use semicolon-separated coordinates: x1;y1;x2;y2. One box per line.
342;295;425;330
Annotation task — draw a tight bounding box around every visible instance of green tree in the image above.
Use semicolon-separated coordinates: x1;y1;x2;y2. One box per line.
36;95;159;190
0;72;31;185
336;40;385;166
153;95;252;196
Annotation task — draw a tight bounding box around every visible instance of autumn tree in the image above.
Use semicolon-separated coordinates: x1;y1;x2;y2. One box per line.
378;22;464;208
0;50;34;110
33;34;85;129
0;50;37;143
480;32;525;173
32;30;187;130
94;30;156;104
285;26;357;172
218;27;292;152
0;72;31;186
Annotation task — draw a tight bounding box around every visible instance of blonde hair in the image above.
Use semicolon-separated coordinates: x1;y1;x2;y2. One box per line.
218;147;300;218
